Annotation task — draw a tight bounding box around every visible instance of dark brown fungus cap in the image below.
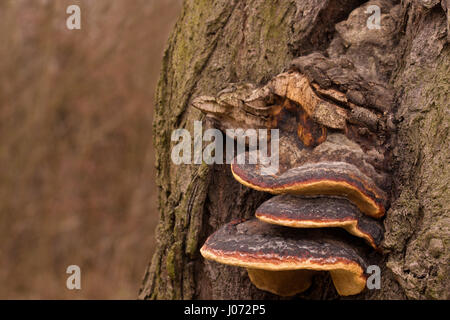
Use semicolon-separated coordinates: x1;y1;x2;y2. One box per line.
231;160;387;218
255;194;384;249
200;218;370;296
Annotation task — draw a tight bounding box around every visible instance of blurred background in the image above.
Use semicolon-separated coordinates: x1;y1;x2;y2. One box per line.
0;0;182;299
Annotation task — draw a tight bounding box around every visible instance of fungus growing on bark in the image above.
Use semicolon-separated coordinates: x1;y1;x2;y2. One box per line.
192;64;393;297
232;160;387;218
200;218;370;296
255;194;384;249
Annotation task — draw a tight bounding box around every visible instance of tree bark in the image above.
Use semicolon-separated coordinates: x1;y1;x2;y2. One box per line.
139;0;449;300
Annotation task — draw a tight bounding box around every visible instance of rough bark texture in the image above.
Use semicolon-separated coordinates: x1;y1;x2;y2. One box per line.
139;0;449;300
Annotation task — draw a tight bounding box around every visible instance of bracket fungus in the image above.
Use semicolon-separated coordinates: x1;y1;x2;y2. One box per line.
231;160;387;218
200;219;371;296
194;56;393;296
255;194;384;249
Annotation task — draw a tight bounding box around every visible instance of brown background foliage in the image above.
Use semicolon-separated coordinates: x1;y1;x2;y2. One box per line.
0;0;181;299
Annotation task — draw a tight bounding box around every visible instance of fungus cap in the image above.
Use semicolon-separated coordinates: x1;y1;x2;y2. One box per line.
231;160;387;218
255;194;384;249
200;218;371;296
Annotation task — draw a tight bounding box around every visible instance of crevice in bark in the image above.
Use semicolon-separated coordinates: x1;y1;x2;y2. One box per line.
290;0;368;56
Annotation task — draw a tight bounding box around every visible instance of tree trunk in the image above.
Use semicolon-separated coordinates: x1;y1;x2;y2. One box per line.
139;0;449;300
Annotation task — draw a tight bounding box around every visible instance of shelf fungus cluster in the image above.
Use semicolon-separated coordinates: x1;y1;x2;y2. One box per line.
194;61;393;296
